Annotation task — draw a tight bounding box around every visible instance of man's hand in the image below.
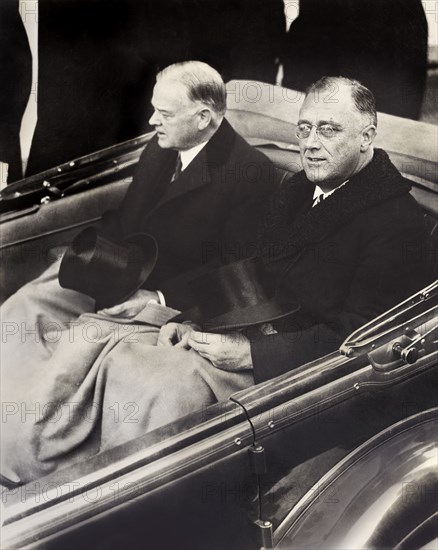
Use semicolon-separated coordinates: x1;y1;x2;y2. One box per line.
188;331;253;371
157;322;198;348
98;289;159;318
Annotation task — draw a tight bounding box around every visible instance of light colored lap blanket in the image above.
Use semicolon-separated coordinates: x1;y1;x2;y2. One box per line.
1;299;254;483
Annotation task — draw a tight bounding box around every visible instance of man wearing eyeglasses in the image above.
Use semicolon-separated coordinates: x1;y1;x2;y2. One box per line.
295;84;376;199
159;76;433;384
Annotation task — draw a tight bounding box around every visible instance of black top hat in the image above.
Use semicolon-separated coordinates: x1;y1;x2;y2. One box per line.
58;227;158;309
170;258;300;332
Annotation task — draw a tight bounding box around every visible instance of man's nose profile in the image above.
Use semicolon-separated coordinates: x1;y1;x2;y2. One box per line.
149;111;160;126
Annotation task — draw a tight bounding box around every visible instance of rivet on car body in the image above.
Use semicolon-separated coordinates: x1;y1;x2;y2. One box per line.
268;421;275;429
354;383;360;390
234;437;242;446
69;161;75;167
57;167;62;172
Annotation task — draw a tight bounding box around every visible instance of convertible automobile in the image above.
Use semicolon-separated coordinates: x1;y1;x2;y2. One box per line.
1;81;437;549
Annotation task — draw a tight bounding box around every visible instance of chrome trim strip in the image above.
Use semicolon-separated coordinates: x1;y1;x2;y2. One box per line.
341;282;438;356
0;217;102;248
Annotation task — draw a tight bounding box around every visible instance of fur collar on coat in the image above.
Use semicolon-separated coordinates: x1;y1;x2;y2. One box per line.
259;148;411;265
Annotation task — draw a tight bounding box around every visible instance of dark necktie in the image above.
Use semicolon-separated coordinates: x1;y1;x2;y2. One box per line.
171;154;182;183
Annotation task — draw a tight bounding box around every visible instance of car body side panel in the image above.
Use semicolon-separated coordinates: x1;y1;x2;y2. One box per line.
238;349;438;531
18;449;259;550
1;403;260;550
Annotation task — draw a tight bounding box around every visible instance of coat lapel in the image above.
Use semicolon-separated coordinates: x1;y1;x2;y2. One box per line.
150;118;237;212
135;136;178;212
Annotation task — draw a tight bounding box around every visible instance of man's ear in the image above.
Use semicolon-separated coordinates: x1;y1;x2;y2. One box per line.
360;125;377;152
197;108;212;130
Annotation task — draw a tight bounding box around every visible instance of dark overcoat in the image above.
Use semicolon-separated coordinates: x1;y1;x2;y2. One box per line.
252;149;435;382
103;118;276;306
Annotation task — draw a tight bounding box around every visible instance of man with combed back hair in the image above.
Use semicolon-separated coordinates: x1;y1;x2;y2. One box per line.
2;60;275;342
1;61;277;484
98;60;276;317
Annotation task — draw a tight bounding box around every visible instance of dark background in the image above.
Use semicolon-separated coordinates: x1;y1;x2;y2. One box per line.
1;0;431;181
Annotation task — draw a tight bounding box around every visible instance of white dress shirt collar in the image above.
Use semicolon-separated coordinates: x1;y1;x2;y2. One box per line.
179;141;209;171
312;180;349;205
